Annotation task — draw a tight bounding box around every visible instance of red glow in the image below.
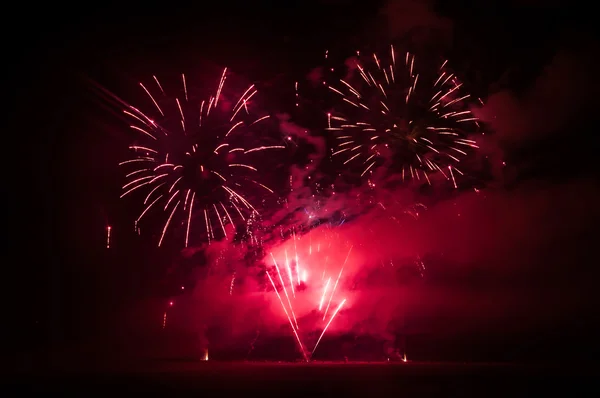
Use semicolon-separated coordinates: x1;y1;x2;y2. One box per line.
264;228;361;358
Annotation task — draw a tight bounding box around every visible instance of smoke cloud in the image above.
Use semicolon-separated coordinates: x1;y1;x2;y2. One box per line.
100;4;599;362
476;49;595;147
379;0;453;44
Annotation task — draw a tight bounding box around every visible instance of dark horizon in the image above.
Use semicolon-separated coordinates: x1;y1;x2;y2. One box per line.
8;1;600;369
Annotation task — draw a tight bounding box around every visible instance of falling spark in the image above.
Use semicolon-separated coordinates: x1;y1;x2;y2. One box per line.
106;225;111;248
229;273;236;295
449;165;457;188
182;73;188;101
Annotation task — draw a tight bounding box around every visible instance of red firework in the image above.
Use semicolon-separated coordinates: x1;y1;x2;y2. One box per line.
265;228;354;361
119;69;284;247
323;45;482;187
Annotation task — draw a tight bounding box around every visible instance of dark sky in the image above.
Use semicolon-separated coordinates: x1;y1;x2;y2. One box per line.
8;1;599;362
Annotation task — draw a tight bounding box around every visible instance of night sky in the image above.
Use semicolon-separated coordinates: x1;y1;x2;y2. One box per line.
9;1;599;364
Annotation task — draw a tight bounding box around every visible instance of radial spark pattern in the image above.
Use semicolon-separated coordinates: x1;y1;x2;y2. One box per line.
119;69;284;247
325;45;481;187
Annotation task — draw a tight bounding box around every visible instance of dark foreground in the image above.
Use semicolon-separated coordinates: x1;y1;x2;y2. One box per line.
8;361;597;396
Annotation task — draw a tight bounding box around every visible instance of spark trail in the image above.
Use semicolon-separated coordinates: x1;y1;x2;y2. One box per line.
267;233;353;361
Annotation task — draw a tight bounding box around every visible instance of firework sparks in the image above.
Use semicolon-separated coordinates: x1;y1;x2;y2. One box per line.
270;253;299;329
229;272;236;295
323;246;352;321
313;298;346;356
324;45;481;186
319;277;331;311
266;233;352;360
266;270;307;361
163;300;174;329
119;69;284;247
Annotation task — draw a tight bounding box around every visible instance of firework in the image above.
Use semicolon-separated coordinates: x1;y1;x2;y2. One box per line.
265;228;353;361
119;69;285;247
324;45;481;186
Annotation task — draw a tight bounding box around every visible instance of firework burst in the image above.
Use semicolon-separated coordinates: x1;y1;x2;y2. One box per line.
324;45;482;186
119;69;284;247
